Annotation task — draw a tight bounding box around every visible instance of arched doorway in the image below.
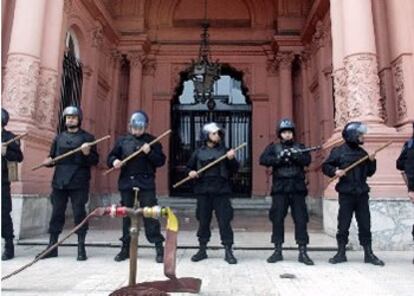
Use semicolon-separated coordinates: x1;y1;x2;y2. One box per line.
57;31;83;132
170;65;252;197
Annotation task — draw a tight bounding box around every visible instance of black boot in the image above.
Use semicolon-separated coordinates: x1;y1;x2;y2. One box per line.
363;244;385;266
329;243;347;264
298;244;314;265
36;233;59;259
224;245;237;264
77;233;87;261
2;238;14;261
155;242;164;263
191;243;208;262
114;240;130;262
267;243;283;263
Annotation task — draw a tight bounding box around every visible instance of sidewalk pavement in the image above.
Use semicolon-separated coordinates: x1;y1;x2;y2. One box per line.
1;233;413;296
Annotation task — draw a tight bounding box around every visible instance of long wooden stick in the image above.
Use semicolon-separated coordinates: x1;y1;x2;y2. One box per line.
31;135;111;171
2;132;27;147
173;142;247;189
328;140;393;184
103;129;172;176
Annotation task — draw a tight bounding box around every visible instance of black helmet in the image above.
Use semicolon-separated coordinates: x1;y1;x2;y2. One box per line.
62;106;82;126
277;118;295;135
200;122;224;142
2;108;9;127
129;111;149;129
342;121;367;144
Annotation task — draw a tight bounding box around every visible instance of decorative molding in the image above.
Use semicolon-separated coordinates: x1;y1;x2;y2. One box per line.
391;57;407;121
299;48;312;69
127;51;144;68
276;52;295;70
333;68;348;128
378;70;388;122
37;69;58;129
2;54;40;120
91;23;104;48
63;0;73;14
142;58;157;76
110;49;122;68
311;20;326;52
343;53;382;121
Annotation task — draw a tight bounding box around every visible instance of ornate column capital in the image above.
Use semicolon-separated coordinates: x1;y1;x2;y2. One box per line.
276;52;295;70
298;48;312;69
110;49;123;68
127;51;144;68
142;57;156;76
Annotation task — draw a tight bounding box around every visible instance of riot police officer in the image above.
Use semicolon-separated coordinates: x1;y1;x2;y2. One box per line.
1;108;23;260
186;122;239;264
107;111;165;263
259;118;314;265
396;122;414;264
322;121;384;266
37;106;99;261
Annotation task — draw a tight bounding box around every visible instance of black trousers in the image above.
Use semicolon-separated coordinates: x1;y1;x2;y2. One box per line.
269;193;309;245
2;184;14;239
119;189;164;245
48;188;89;236
336;193;372;246
195;193;234;246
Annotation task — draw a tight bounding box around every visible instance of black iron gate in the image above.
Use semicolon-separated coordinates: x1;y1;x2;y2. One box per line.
170;97;252;197
57;35;83;132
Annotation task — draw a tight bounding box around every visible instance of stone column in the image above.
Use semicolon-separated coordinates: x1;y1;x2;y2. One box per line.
2;0;47;126
127;51;144;116
265;55;280;139
322;0;412;251
109;50;123;139
276;51;295;119
330;0;348;130
384;0;414;128
312;21;334;140
141;56;156;122
37;0;65;133
372;0;395;125
299;51;311;147
342;0;383;124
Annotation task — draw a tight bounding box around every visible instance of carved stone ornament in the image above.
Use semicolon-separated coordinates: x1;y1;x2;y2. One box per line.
2;54;40;120
343;53;381;120
391;57;407;121
333;68;348;127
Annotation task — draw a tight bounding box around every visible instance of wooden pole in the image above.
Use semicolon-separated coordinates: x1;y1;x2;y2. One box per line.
2;132;27;147
31;135;110;171
173;142;247;189
328;140;393;184
103;129;172;176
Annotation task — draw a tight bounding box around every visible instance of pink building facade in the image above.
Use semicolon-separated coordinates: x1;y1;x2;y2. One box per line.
2;0;413;249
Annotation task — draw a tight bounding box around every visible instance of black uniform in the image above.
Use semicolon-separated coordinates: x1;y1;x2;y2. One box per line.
186;143;239;246
396;137;414;243
47;129;99;236
322;142;376;246
1;130;23;240
259;141;311;245
107;133;165;245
